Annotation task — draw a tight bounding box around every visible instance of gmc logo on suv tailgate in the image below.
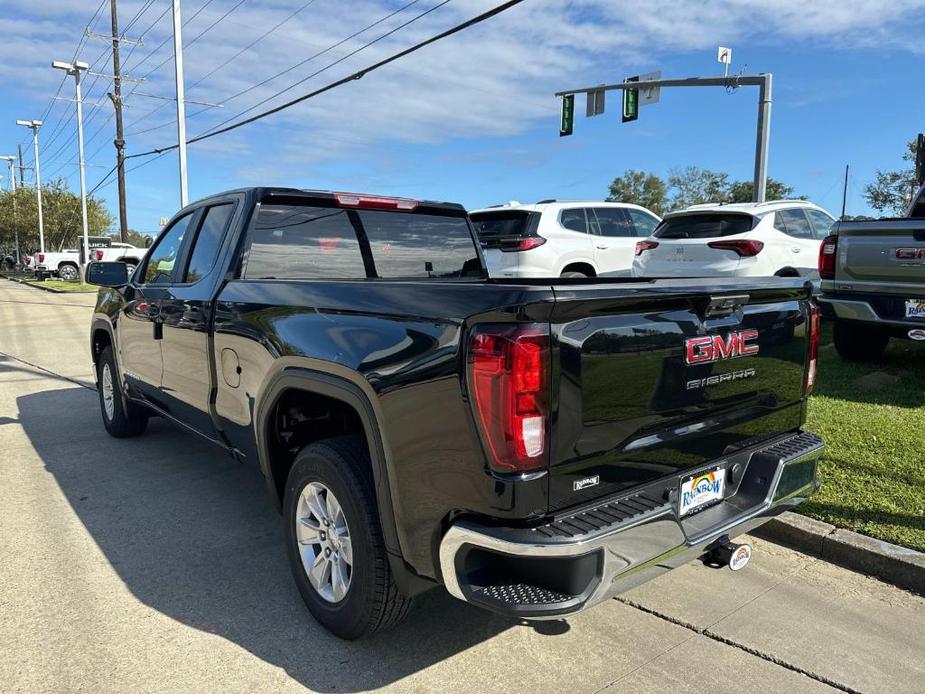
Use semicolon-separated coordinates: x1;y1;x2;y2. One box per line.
685;330;760;365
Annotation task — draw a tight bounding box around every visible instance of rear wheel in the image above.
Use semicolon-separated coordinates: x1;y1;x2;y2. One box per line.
58;263;79;281
560;271;588;278
283;436;411;639
97;346;148;437
833;320;889;361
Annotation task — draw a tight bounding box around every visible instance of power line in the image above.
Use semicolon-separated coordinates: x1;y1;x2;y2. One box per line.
126;0;524;159
127;0;427;138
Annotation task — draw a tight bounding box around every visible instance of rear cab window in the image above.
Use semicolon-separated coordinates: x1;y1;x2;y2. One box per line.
244;197;482;280
654;213;757;239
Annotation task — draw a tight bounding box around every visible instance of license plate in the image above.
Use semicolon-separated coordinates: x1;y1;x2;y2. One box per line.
905;299;925;319
679;468;726;516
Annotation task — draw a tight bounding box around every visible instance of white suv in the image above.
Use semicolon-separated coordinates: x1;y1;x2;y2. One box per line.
632;200;836;279
469;200;661;278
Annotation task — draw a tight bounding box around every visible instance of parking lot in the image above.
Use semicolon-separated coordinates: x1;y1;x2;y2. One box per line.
1;279;923;694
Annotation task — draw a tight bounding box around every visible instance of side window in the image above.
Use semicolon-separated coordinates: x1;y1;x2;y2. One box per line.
244;204;366;280
592;207;634;237
184;203;234;283
559;208;588;233
143;213;194;285
775;209;814;239
806;209;835;238
626;209;660;237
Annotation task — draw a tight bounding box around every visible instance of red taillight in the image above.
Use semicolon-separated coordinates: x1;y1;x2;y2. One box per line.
635;240;659;256
707;240;764;257
334;192;419;211
95;250;104;261
24;256;32;265
38;253;45;263
500;236;546;253
818;234;838;280
805;302;820;396
468;325;549;473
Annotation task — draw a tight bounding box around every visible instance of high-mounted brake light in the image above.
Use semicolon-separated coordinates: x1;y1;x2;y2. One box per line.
818;234;838;280
635;240;659;256
38;253;45;264
805;302;820;396
468;324;549;474
95;250;105;261
500;236;546;252
334;192;419;211
707;240;765;257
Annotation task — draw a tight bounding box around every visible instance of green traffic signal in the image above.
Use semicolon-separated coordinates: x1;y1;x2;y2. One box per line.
560;94;574;137
623;78;639;123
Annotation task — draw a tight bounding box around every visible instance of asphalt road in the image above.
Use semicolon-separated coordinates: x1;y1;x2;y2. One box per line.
1;279;923;694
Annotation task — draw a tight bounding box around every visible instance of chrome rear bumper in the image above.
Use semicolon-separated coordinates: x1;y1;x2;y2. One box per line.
439;431;823;618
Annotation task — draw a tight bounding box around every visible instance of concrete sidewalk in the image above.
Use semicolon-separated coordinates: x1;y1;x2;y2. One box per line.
1;281;923;693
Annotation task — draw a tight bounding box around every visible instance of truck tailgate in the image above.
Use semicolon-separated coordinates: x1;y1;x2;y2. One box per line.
547;278;811;512
835;219;925;291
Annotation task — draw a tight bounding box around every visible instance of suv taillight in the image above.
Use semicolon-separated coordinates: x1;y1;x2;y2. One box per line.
500;236;546;252
95;250;104;261
707;240;764;257
819;234;838;280
635;240;659;256
805;302;820;396
38;253;45;263
468;324;549;473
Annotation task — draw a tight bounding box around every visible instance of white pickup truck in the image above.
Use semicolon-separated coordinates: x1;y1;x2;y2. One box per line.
36;239;149;280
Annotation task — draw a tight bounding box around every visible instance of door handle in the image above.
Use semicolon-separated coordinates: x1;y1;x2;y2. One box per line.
791;247;802;253
596;245;608;250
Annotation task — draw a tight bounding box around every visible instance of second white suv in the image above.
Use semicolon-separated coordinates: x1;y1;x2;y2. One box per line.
632;200;836;280
469;200;661;278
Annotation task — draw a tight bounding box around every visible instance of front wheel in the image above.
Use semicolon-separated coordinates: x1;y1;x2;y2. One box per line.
283;436;411;639
833;320;889;361
97;346;148;437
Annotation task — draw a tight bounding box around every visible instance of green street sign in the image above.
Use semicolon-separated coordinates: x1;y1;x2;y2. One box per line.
560;94;575;137
623;77;639;123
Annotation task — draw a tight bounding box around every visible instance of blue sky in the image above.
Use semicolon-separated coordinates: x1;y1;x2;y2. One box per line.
1;0;923;235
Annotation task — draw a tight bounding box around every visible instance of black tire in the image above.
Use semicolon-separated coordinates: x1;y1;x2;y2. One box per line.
560;270;588;278
833;320;890;361
283;436;411;639
96;346;148;437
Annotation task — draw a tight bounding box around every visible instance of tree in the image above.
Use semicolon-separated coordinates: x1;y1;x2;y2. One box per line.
667;167;729;210
606;170;668;216
864;139;918;216
119;228;153;248
0;179;113;253
725;178;798;203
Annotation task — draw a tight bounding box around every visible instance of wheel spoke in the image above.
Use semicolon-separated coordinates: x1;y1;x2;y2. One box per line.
309;551;331;590
339;534;353;566
297;517;322;545
325;492;342;525
303;484;328;523
331;556;349;601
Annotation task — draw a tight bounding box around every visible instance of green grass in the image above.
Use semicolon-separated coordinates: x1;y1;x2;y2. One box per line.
802;322;925;551
2;274;97;293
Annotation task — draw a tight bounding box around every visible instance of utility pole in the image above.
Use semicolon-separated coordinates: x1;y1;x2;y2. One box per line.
1;156;17;264
172;0;189;207
17;144;25;187
53;60;91;281
16;120;44;254
556;74;774;202
110;0;129;242
1;156;16;191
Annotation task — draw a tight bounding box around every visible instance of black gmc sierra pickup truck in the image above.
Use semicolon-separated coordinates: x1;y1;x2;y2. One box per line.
87;187;824;639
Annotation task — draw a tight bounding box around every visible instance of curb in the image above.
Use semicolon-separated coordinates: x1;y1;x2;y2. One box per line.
754;511;925;595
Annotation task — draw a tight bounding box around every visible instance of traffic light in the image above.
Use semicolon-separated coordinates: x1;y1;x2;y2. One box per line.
560;94;574;137
622;77;639;123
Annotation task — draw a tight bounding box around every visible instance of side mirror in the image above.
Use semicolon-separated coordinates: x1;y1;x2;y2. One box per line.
87;261;129;287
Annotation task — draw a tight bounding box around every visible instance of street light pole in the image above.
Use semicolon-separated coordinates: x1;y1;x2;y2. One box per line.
53;60;91;281
172;0;189;207
16;119;44;254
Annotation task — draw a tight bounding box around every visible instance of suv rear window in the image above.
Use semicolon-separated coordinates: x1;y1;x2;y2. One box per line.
245;204;481;280
470;210;539;249
654;213;757;239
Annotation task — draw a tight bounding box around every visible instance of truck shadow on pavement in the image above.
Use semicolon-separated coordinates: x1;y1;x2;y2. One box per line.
17;386;555;691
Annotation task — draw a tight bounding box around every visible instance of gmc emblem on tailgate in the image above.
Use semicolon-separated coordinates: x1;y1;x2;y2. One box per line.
894;248;925;263
685;330;760;365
